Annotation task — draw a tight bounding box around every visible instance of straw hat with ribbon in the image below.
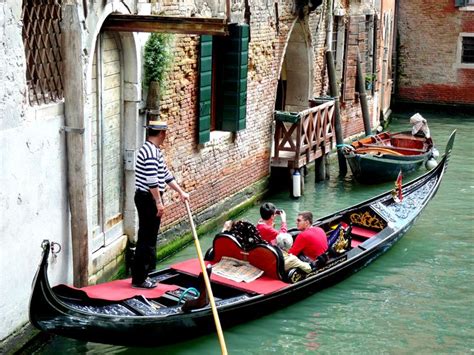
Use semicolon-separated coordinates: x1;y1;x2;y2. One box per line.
145;120;168;130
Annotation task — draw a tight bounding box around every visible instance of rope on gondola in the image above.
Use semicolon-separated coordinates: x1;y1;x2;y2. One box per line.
178;287;200;305
336;143;353;149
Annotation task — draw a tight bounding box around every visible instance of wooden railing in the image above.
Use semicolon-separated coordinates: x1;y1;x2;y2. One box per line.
271;100;336;169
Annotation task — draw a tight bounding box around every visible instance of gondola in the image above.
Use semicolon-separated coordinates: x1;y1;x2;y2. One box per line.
29;131;456;348
342;130;439;184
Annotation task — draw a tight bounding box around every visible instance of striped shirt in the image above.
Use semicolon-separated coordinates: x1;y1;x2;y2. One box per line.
135;141;174;192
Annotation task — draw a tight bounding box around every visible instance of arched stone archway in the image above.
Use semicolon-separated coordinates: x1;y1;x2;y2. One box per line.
84;4;142;254
275;21;313;112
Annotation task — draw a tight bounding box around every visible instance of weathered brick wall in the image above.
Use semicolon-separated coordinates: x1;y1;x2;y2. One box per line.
157;5;284;227
396;0;474;105
341;14;374;138
147;0;376;230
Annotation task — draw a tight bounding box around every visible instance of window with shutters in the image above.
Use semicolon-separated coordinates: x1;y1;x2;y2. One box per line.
456;33;474;68
21;0;63;106
198;24;249;144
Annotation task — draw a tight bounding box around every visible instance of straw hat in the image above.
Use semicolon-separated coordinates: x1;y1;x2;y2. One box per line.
145;120;168;130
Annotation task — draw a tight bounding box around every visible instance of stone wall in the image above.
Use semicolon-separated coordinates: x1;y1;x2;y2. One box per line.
396;0;474;105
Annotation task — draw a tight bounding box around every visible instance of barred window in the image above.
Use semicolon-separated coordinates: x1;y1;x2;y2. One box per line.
22;0;63;106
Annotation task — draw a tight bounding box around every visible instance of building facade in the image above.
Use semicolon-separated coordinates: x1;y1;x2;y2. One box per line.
0;0;395;347
396;0;474;105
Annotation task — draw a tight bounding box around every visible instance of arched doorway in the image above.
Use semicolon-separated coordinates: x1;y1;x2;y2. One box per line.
275;21;313;112
88;31;125;252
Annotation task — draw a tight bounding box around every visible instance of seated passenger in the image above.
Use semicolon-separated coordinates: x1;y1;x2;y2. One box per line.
289;211;328;261
276;233;313;273
221;220;234;232
256;202;287;244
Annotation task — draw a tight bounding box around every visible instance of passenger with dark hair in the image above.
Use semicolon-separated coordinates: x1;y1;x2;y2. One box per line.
289;211;327;261
256;202;287;244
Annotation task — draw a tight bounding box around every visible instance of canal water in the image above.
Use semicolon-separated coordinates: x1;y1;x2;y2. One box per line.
29;109;473;354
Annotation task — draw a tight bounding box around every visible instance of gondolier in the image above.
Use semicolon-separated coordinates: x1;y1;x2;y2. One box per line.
133;120;189;289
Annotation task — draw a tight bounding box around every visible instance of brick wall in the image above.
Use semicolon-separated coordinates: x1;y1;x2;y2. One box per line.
150;2;379;231
157;7;283;228
396;0;474;105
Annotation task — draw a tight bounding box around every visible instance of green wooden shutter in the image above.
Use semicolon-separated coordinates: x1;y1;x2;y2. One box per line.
198;35;213;144
219;24;249;132
455;0;466;7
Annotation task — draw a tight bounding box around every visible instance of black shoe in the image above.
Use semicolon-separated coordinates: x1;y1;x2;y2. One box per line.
132;279;157;289
145;277;157;285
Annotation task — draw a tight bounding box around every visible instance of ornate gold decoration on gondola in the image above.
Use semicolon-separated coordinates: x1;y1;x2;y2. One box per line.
333;226;350;253
349;210;385;229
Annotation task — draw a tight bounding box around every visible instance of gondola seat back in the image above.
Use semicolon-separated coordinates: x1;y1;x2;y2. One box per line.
247;244;286;280
206;233;246;262
205;233;287;281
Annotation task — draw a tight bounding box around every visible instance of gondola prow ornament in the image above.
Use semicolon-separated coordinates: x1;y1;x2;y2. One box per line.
391;170;404;203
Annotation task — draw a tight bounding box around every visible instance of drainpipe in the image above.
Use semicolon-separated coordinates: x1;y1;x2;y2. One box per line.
325;0;334;52
61;1;89;287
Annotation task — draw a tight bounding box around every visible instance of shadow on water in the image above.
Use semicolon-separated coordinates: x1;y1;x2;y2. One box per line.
29;109;474;354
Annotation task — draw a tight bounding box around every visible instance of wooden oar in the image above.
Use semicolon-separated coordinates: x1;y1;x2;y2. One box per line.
184;200;228;355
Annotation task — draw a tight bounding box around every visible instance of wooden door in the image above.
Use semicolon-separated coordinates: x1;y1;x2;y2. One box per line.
89;32;124;252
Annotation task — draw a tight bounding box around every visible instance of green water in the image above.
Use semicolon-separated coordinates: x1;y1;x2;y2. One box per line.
32;110;474;354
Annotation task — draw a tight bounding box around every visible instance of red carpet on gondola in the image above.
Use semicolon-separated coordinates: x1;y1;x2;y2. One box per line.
54;279;179;301
171;258;289;295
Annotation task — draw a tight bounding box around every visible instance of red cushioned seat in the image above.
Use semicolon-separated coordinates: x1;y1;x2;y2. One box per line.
351;226;378;239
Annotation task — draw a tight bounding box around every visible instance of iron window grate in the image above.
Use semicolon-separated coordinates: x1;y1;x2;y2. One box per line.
22;0;63;106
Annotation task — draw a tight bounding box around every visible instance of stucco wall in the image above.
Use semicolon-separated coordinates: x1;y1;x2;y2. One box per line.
0;2;71;341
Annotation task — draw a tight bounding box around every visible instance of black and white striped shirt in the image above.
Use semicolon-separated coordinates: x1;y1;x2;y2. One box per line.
135;141;174;192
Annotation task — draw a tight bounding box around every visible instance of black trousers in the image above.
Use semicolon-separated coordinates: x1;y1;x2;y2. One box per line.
132;190;161;284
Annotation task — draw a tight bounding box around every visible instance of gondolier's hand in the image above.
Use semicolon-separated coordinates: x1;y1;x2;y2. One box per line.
179;191;190;202
168;180;189;202
156;203;165;217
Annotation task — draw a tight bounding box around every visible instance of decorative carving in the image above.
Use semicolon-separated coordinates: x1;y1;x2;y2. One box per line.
349;210;385;230
228;220;265;251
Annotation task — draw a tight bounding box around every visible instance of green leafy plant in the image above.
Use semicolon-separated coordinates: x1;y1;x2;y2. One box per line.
365;73;376;84
365;73;376;90
143;33;173;87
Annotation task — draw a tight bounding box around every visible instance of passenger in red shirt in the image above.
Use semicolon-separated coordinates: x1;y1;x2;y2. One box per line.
289;211;327;261
256;202;287;244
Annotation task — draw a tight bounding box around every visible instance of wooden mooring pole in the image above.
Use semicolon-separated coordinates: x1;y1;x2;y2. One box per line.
62;2;89;287
325;50;347;177
356;48;372;136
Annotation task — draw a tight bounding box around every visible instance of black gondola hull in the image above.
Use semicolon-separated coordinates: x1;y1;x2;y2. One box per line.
29;131;455;347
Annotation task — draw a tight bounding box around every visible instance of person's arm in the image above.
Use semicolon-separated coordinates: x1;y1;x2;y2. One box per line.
288;233;304;256
278;210;287;233
149;187;165;217
168;179;189;202
285;254;312;273
257;223;279;243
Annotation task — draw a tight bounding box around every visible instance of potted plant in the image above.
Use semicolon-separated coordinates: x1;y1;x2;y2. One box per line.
365;73;376;91
143;33;173;111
